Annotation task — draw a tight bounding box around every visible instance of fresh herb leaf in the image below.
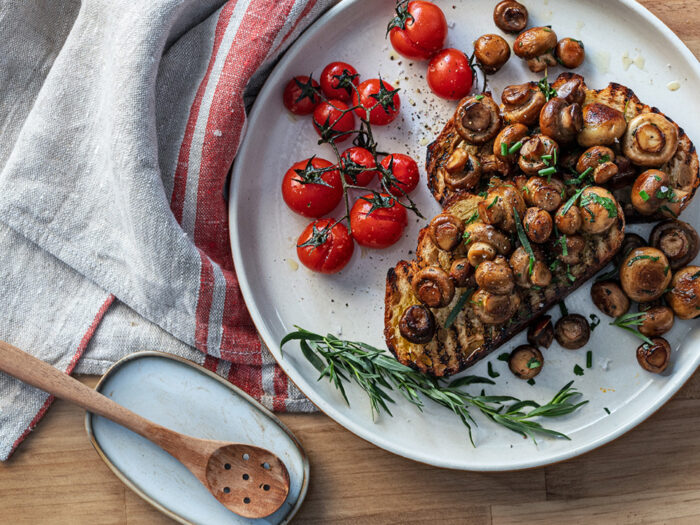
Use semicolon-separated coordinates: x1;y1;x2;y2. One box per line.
475;94;485;101
580;192;618;218
487;196;500;209
562;185;589;215
527;378;536;386
497;353;511;362
487;361;500;378
586;351;593;368
610;312;654;346
444;289;473;329
558;301;569;317
537;75;557;101
513;207;535;275
527;358;542;369
574;364;585;376
639;190;650;202
626;255;660;266
604;407;610;415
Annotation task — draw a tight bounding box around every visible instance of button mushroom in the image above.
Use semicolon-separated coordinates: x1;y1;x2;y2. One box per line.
630;169;673;216
519;134;560;175
474;34;511;74
468;242;497;267
591;281;631;318
514;27;558;73
527;316;554;348
443;149;483;191
615;232;647;266
509;345;544;380
622;113;679;167
494;123;530;162
666;265;700;320
524;207;553;244
578;187;619;235
463;222;513;255
510;246;552;288
493;0;528;33
636;337;671;374
555;204;582;235
399;305;436;344
555;314;590;349
523;176;564;212
556;76;587;106
450;258;475;287
475;256;515;294
577;103;627;147
428;213;464;251
502;83;547;126
576;146;619;185
455;95;502;145
412;266;456;308
555;38;585;69
478;185;527;233
650;220;700;270
556;234;585;265
540;97;584;144
479;153;511;176
620;247;672;302
471;289;521;325
638;306;675;337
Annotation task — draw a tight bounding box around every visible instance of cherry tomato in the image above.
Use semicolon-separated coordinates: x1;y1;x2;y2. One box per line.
380;153;420;196
340;147;379;186
427;48;474;100
282;75;321;115
297;219;355;274
282;158;342;217
350;193;408;249
320;62;359;102
388;1;448;60
312;99;356;143
352;79;401;126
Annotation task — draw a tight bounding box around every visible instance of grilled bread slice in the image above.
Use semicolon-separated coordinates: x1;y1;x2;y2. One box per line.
384;185;625;377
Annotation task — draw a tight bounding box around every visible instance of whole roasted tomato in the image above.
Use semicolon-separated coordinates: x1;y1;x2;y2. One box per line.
352;79;401;126
427;48;474;100
297;219;355;274
320;61;360;102
350;193;408;248
380;153;420;196
282;158;342;217
312;99;356;143
388;1;448;60
282;75;321;115
340;147;380;186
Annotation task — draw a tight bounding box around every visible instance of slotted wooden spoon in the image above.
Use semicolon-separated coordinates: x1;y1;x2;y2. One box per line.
0;340;290;519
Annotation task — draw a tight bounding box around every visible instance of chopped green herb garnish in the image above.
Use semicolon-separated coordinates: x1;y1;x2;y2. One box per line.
599;154;611;164
626;255;660;266
497;353;510;362
556;234;568;256
580;192;618;218
528;358;542;369
638;190;650;202
538;166;557;177
501;142;508;156
475;94;485;101
574;364;584;376
487;361;500;378
566;265;576;282
487;196;500;209
558;301;568;317
527;378;536;386
508;141;523;155
660;205;678;218
562;185;589;215
478;191;489;198
444;289;474;329
604;407;610;415
513;207;535;275
586;351;592;368
465;211;479;225
566;167;593;186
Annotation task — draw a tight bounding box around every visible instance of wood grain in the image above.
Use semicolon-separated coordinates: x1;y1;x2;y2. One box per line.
0;1;698;524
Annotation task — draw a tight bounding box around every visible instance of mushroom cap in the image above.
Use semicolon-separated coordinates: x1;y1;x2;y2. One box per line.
636;337;671;373
639;306;675;337
666;265;700;320
442;151;482;191
556;76;587;106
514;27;558;59
478;185;527;233
557;234;585;265
556;38;585;69
524;207;553;244
630;169;671;215
577;103;627;147
555;314;591;349
472;289;521;324
591;281;631;318
493;123;530;160
428;213;464;252
493;0;528;33
475;256;515;294
508;345;544;379
555;204;582;235
539;97;584;144
650;220;700;270
399;305;436;344
620;247;672;302
527;316;554;348
524;177;564;212
623;113;679;167
519;134;560;175
616;232;647;266
474;34;511;74
455;95;502;144
449;258;475;287
412;266;456;308
578;187;619;234
464;222;512;254
467;241;497;267
502;83;546;126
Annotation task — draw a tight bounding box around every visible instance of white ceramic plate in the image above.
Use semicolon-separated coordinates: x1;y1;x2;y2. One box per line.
229;0;700;470
86;353;308;524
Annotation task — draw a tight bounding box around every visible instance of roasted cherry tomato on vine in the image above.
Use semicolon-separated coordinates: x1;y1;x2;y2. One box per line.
320;62;360;102
427;48;474;100
340;147;380;186
312;99;356;143
352;79;401;126
388;1;448;60
282;158;342;217
350;193;408;249
296;219;355;274
380;153;420;196
282;75;321;115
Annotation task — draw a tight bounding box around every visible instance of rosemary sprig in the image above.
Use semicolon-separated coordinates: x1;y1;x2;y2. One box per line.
281;327;588;445
513;207;535;275
610;312;654;345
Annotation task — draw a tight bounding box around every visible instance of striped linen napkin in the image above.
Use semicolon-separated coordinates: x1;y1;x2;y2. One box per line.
0;0;336;460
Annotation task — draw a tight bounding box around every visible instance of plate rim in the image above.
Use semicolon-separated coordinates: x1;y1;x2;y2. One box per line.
84;351;310;524
228;0;700;471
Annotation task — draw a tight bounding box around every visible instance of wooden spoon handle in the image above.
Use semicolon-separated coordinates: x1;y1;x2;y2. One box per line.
0;340;171;444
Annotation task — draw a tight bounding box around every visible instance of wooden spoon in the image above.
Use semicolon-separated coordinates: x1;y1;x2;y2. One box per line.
0;340;290;519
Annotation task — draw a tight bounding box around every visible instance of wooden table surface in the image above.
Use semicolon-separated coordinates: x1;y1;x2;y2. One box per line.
1;1;699;523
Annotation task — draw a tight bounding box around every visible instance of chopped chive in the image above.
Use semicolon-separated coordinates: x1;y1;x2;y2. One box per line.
626;255;660;266
501;142;508;156
475;94;485;100
639;190;650;201
562;185;589;215
497;353;510;362
527;358;542;369
527;378;536;386
513;207;535;275
444;289;473;329
586;351;592;368
508;141;523;155
487;196;500;209
487;361;500;378
574;364;584;376
559;301;568;317
538;166;557;177
604;407;610;415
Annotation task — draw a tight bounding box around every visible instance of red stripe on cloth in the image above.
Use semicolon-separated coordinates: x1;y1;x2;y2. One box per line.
194;0;298;362
170;1;239;222
9;294;116;457
271;0;319;55
227;362;264;401
194;251;215;353
203;354;219;372
272;366;288;412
